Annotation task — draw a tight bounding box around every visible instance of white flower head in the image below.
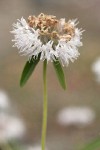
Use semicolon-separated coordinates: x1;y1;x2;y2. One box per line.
0;90;10;109
11;13;83;66
0;113;25;143
57;106;95;127
91;57;100;83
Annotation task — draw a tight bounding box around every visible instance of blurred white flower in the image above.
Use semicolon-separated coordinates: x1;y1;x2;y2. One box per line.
27;145;48;150
91;57;100;83
11;13;83;66
0;113;25;143
0;90;10;109
57;107;95;127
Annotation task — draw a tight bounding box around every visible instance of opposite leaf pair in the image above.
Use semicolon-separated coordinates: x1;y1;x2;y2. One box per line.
20;55;66;90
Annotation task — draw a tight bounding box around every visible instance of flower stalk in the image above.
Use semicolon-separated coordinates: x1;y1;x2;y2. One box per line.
41;60;47;150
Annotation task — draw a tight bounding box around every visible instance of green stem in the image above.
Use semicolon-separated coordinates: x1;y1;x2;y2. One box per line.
41;60;47;150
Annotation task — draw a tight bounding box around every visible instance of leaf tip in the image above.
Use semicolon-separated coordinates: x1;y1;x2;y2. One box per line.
63;84;67;90
20;79;24;87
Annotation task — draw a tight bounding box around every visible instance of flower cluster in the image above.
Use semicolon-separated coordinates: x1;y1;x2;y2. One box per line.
57;106;95;127
0;90;25;143
11;13;83;66
0;113;25;143
92;57;100;83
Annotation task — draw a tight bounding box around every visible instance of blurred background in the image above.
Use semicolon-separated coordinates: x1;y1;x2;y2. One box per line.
0;0;100;150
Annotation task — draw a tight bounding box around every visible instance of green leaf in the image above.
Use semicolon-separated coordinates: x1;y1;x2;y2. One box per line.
81;137;100;150
20;55;40;87
53;60;66;90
